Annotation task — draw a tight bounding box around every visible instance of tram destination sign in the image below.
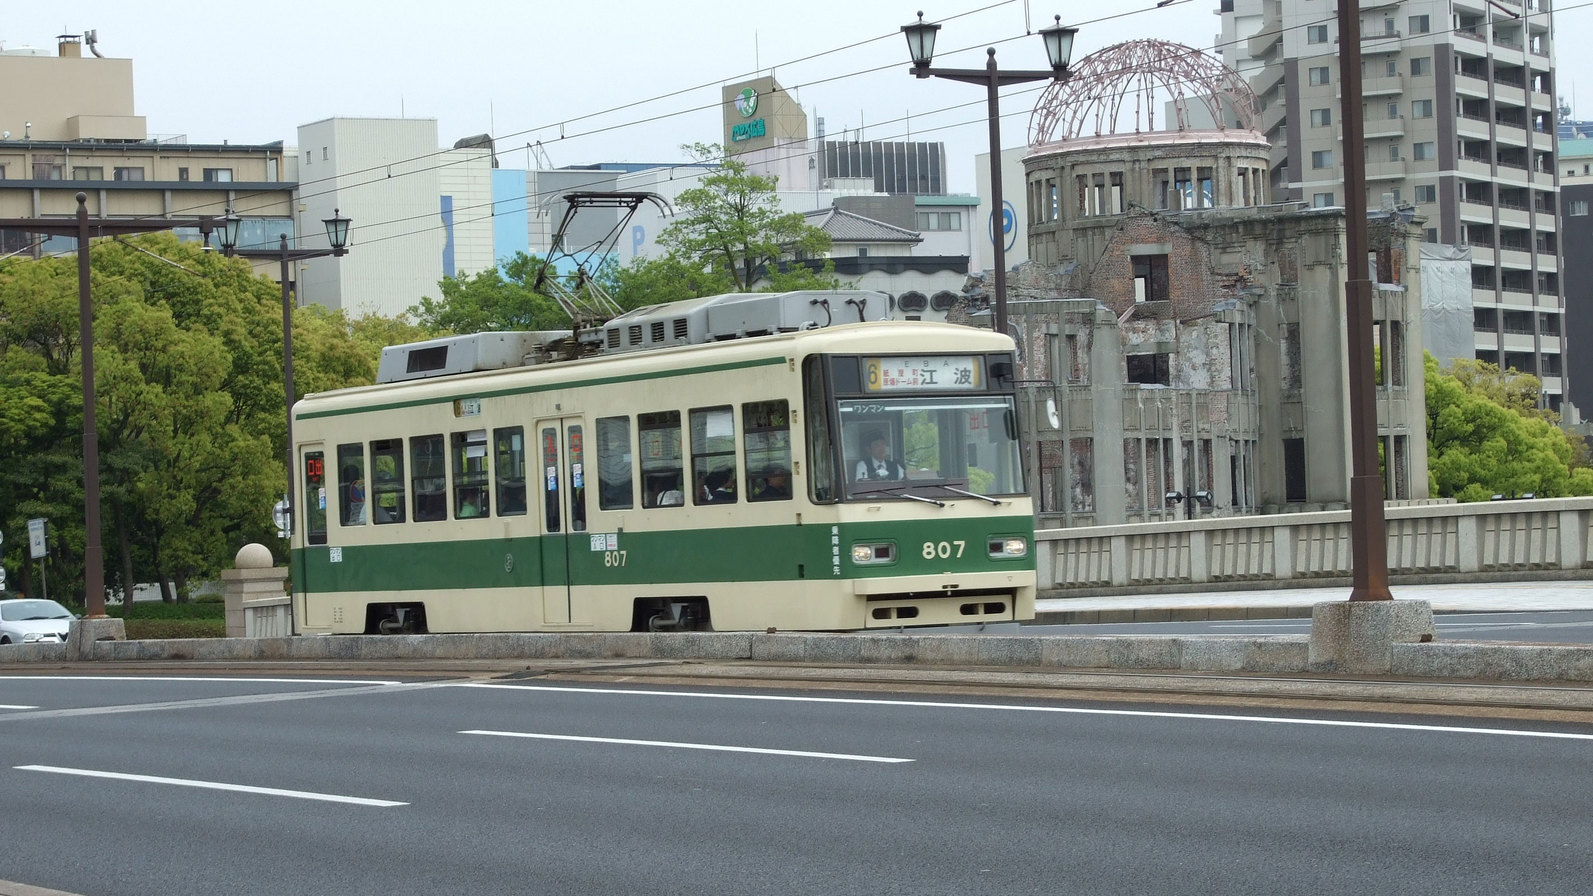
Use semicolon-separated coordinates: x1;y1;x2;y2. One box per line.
864;356;981;392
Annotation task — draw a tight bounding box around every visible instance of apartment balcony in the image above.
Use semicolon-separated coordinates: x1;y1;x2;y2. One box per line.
1472;286;1500;305
1498;247;1535;269
1531;89;1554;112
1535;252;1558;273
1456;76;1490;101
1365;159;1407;181
1459;200;1494;224
1498;204;1530;228
1456;114;1491;140
1468;244;1497;266
1350;74;1406;98
1495;83;1527;108
1260;100;1287;137
1502;332;1537;352
1362;28;1402;52
1493;122;1531;148
1459;155;1493;178
1364;116;1406;140
1540;375;1563;394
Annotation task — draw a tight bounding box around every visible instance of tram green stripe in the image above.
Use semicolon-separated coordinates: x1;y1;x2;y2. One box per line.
297;515;1035;593
297;355;788;421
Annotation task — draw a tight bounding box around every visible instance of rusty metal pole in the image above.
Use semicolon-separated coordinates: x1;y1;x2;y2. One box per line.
279;236;297;549
74;195;107;617
984;49;1010;339
1337;1;1392;601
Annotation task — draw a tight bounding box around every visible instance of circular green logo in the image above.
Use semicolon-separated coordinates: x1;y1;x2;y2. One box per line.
735;87;759;118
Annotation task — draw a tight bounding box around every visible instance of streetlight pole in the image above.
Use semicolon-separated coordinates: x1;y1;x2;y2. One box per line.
1335;3;1392;601
903;12;1077;338
217;211;351;552
0;194;222;618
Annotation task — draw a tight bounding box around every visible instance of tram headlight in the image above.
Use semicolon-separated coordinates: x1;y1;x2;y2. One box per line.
851;543;896;564
989;537;1028;558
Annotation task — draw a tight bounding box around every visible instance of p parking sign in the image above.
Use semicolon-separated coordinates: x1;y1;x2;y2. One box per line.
27;518;46;560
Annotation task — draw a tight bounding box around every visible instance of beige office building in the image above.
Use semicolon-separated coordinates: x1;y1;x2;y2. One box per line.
0;34;296;262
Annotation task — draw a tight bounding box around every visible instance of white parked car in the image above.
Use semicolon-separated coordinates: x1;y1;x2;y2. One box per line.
0;598;76;644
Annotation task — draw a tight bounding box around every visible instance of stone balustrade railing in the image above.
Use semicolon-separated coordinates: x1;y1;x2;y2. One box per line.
1035;497;1593;594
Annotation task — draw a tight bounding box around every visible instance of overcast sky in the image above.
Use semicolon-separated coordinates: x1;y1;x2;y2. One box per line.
4;1;1588;194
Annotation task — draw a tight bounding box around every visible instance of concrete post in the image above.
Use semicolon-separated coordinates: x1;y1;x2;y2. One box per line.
222;543;290;638
1309;599;1434;674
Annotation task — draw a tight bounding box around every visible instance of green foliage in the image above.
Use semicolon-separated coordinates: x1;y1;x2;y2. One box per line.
604;254;735;308
409;251;567;334
0;234;378;604
657;143;833;292
1425;353;1593;501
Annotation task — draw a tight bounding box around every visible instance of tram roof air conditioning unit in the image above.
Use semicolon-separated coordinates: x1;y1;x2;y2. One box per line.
376;331;570;383
597;289;889;356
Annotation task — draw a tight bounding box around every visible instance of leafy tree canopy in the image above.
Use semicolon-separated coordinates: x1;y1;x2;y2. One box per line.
1424;354;1593;501
409;251;568;334
657;143;833;292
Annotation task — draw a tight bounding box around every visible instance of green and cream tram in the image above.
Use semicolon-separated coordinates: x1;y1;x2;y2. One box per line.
288;290;1036;634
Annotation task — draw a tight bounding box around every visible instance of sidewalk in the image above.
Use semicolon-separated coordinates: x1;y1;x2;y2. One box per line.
1034;579;1593;624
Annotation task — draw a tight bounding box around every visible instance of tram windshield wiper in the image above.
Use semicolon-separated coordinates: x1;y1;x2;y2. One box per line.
928;484;1002;506
851;485;945;507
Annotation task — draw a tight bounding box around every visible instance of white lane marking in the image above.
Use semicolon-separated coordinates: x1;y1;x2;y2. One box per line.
0;704;38;710
458;683;1593;742
15;765;407;807
462;729;912;763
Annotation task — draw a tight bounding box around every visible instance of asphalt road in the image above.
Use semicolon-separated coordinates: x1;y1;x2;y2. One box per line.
2;673;1591;896
1028;610;1593;642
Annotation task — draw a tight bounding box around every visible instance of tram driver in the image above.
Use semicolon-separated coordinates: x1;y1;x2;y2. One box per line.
853;433;905;482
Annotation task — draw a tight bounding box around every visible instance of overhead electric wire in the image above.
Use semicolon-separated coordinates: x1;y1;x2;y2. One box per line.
8;0;1576;260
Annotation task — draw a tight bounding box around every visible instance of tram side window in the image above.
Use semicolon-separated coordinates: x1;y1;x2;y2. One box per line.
410;434;447;522
337;443;366;526
369;439;406;524
690;406;737;505
596;416;634;510
452;430;489;519
744;399;792;502
802;358;837;502
639;410;684;508
567;424;586;532
494;426;527;515
302;451;328;545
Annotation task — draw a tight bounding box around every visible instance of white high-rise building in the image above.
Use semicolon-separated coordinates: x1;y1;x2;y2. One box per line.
1219;0;1565;409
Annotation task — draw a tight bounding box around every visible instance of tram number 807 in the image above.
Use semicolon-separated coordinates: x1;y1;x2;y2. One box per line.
922;540;966;559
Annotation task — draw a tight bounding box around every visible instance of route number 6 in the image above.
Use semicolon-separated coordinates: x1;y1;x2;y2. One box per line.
921;540;965;559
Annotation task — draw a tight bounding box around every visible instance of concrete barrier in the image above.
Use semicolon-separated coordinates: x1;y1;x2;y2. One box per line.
7;629;1593;685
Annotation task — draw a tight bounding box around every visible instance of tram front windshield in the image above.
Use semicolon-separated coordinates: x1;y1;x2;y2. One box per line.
837;395;1024;499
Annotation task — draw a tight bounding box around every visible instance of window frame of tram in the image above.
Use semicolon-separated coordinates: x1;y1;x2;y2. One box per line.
452;430;490;519
409;434;447;522
638;411;684;509
494;426;528;515
690;406;738;506
369;439;407;524
337;443;366;526
596;416;634;510
302;451;328;545
743;399;792;503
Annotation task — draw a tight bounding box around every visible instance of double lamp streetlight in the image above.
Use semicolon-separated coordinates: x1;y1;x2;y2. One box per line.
215;210;353;545
901;11;1077;338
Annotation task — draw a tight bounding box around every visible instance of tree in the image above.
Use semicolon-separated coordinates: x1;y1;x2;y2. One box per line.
1424;354;1593;501
0;234;379;603
604;255;734;309
657;143;833;291
409;252;567;334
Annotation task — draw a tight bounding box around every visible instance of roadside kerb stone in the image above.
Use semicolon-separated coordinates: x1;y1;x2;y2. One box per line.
9;630;1593;684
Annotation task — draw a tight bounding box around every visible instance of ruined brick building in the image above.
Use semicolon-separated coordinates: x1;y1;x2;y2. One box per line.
1003;41;1428;528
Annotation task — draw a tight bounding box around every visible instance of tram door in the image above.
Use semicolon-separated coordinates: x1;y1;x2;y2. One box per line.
535;418;587;625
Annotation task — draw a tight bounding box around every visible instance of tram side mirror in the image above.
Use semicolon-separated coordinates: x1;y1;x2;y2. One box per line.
1045;398;1061;429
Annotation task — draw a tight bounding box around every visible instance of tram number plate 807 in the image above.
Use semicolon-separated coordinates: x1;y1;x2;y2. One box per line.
922;540;966;559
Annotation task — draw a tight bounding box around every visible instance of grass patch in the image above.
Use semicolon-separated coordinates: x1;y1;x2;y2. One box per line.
123;619;228;640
